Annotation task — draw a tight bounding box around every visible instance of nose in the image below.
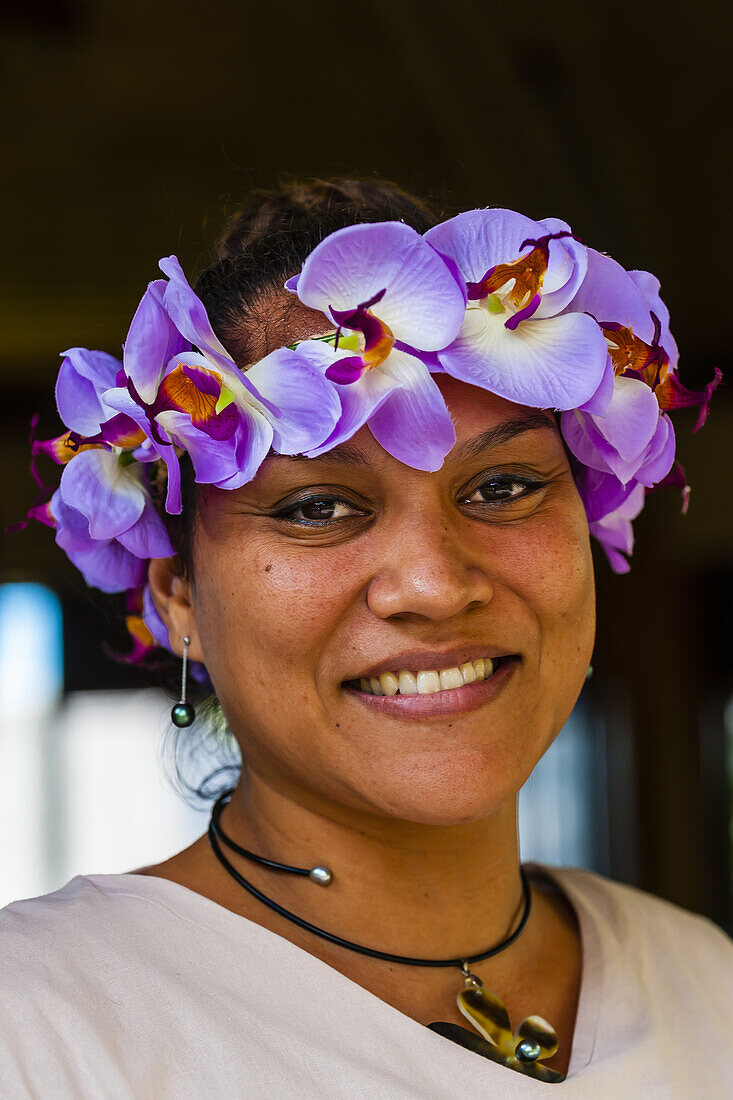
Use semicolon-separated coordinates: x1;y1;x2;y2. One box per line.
366;513;494;622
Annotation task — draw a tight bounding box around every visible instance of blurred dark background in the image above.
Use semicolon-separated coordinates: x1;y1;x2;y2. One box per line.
2;1;731;927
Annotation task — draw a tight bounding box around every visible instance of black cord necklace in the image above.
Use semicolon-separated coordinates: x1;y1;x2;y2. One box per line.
207;786;565;1082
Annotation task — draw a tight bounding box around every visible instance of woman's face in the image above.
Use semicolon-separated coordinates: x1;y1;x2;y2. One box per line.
181;375;595;825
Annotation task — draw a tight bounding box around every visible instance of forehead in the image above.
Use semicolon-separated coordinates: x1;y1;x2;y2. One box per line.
436;375;556;442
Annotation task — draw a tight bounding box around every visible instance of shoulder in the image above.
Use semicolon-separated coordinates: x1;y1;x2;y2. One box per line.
529;861;733;991
0;873;221;1092
0;873;199;999
2;873;158;940
1;876;134;982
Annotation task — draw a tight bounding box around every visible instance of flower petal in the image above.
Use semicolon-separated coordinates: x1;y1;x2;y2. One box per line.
142;585;171;649
565;248;658;343
159;444;182;514
245;343;343;455
123;280;188;404
209;407;273;490
574;466;638;523
295;222;466;351
155;409;242;485
561;375;660;483
366;350;455;471
158;257;232;370
304;365;400;458
73;540;147;592
439;307;608;410
56;348;122;435
116;497;175;559
577;354;615;416
628;269;678;371
654;366;722;431
589;481;646;573
634;413;675;487
159;255;274;413
59;449;147;539
50;488;92;551
51;492;146;593
534;217;589;316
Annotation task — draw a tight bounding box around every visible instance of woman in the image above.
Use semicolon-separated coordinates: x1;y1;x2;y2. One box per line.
1;179;729;1097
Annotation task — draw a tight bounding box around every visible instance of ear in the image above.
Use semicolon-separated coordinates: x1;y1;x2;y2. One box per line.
147;557;205;662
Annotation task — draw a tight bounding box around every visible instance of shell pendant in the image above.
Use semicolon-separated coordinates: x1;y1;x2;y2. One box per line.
428;965;565;1083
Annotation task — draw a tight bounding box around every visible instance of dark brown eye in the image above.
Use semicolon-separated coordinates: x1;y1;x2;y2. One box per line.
300;498;338;520
274;495;367;525
461;476;547;505
477;479;523;501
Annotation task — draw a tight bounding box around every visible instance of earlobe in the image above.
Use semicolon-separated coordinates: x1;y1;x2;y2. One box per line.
147;558;203;661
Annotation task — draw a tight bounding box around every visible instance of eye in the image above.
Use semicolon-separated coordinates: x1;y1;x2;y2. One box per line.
273;494;368;525
459;475;547;506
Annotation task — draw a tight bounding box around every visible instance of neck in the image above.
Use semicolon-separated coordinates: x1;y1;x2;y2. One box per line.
217;767;525;965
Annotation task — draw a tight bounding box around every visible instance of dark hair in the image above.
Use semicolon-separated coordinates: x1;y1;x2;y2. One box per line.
161;177;447;807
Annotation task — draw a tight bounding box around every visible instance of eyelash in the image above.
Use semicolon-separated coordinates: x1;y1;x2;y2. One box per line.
272;476;548;527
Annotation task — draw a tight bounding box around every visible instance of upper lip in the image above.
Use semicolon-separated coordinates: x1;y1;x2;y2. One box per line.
346;646;519;682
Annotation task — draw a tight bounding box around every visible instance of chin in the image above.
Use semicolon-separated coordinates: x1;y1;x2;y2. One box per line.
358;744;533;827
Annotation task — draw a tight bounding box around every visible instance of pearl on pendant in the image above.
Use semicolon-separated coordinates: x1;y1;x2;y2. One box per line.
171;703;195;728
309;865;333;886
515;1039;542;1062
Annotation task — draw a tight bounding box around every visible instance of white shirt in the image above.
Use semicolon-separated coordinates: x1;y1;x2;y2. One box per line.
0;862;730;1098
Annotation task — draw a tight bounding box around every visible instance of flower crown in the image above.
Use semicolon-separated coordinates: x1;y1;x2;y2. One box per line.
23;207;721;670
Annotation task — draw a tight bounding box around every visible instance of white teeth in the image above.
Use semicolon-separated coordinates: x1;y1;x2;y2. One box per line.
370;676;384;696
439;667;464;690
417;670;441;694
379;672;399;696
460;662;476;684
355;657;498;695
398;670;418;695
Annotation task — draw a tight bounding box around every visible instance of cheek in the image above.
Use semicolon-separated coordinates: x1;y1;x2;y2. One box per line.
191;532;358;689
502;507;596;667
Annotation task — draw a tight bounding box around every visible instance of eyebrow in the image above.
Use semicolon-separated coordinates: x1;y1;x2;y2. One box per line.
451;411;559;461
285;411;558;467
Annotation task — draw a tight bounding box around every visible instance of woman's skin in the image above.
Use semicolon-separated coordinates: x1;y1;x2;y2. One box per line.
140;365;595;1078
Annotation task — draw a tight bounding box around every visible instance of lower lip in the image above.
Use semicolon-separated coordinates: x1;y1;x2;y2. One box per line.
342;657;520;718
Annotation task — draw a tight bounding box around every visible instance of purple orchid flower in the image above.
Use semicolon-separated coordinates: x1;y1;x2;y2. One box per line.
291;221;467;471
52;448;174;592
103;266;343;510
424;210;608;410
58;448;170;548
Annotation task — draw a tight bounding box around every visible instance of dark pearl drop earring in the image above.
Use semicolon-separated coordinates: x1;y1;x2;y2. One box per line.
171;635;195;727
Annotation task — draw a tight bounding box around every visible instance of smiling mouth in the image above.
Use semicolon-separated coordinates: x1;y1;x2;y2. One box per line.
344;656;514;697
